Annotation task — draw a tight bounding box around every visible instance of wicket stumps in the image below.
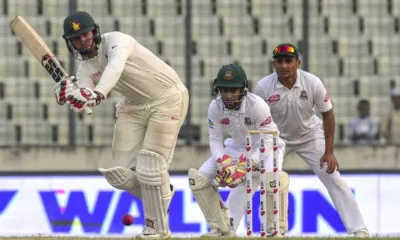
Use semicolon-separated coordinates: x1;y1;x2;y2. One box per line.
245;130;280;237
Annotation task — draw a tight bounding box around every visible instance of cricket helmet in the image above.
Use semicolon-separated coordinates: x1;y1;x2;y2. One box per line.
214;64;248;89
214;64;249;110
62;11;101;58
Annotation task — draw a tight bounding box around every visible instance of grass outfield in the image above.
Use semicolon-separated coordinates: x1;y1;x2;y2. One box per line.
0;237;399;240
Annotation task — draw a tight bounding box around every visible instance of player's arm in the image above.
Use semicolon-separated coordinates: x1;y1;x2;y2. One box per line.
208;101;233;186
256;104;276;132
321;109;335;153
314;79;338;173
253;80;267;102
314;79;334;152
93;33;134;98
253;101;276;159
67;34;133;111
208;101;239;187
76;62;95;89
208;100;225;158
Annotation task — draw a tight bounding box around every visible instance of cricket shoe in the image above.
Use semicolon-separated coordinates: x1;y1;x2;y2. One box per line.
201;228;236;238
267;231;285;238
353;228;370;237
135;227;171;240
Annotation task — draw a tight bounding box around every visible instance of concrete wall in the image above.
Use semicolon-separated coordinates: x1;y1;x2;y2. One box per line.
1;145;400;171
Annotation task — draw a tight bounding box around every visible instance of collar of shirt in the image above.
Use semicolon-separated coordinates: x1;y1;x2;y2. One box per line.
275;70;301;89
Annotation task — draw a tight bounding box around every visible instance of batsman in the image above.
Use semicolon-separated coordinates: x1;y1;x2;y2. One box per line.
188;64;289;237
53;11;188;239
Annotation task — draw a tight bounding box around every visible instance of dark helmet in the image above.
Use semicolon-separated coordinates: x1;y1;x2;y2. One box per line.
215;64;248;89
214;64;248;110
62;11;101;58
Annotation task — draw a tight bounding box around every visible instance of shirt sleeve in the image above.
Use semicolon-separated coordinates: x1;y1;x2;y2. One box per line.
255;101;276;133
93;33;134;97
76;62;95;89
208;100;225;159
314;78;333;113
254;100;276;153
254;80;267;101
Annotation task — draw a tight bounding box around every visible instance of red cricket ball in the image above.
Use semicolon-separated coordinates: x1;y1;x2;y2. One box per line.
122;214;134;226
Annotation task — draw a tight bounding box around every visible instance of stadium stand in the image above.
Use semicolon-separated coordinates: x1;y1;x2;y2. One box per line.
0;0;399;146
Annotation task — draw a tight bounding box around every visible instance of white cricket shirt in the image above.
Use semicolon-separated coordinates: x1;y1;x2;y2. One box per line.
76;32;184;103
208;92;280;159
254;69;332;145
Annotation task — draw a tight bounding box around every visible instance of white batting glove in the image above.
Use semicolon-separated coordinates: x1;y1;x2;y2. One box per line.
53;76;77;105
66;87;103;113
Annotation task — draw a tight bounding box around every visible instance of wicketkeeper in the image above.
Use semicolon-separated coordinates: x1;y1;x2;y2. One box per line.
188;64;290;237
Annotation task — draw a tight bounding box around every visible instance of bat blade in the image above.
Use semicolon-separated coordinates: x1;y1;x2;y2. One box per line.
10;16;92;114
10;16;67;82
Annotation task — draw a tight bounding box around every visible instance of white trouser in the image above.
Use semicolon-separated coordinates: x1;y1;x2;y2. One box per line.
286;137;367;233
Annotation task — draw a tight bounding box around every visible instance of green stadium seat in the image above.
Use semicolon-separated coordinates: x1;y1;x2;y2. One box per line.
111;0;144;17
118;16;152;39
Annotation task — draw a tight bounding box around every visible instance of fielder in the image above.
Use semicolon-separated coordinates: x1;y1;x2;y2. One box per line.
53;11;188;239
188;64;289;237
254;43;369;237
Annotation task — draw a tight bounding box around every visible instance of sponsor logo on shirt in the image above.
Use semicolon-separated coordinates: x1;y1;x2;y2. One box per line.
324;92;330;102
268;94;280;103
300;90;308;100
260;116;272;126
220;118;230;125
171;116;179;121
208;119;214;128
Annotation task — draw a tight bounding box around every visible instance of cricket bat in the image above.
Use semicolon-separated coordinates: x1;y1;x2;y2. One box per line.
10;15;92;114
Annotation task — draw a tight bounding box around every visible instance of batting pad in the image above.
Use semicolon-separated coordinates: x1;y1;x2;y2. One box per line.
136;150;172;234
188;168;231;233
266;171;290;232
98;166;141;198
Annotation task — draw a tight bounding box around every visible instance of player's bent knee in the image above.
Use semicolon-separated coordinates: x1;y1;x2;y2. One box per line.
188;168;212;191
136;149;169;186
98;166;139;191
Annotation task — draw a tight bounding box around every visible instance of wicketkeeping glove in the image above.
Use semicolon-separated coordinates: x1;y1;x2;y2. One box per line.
53;76;77;105
216;154;233;174
213;154;233;186
223;154;246;188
